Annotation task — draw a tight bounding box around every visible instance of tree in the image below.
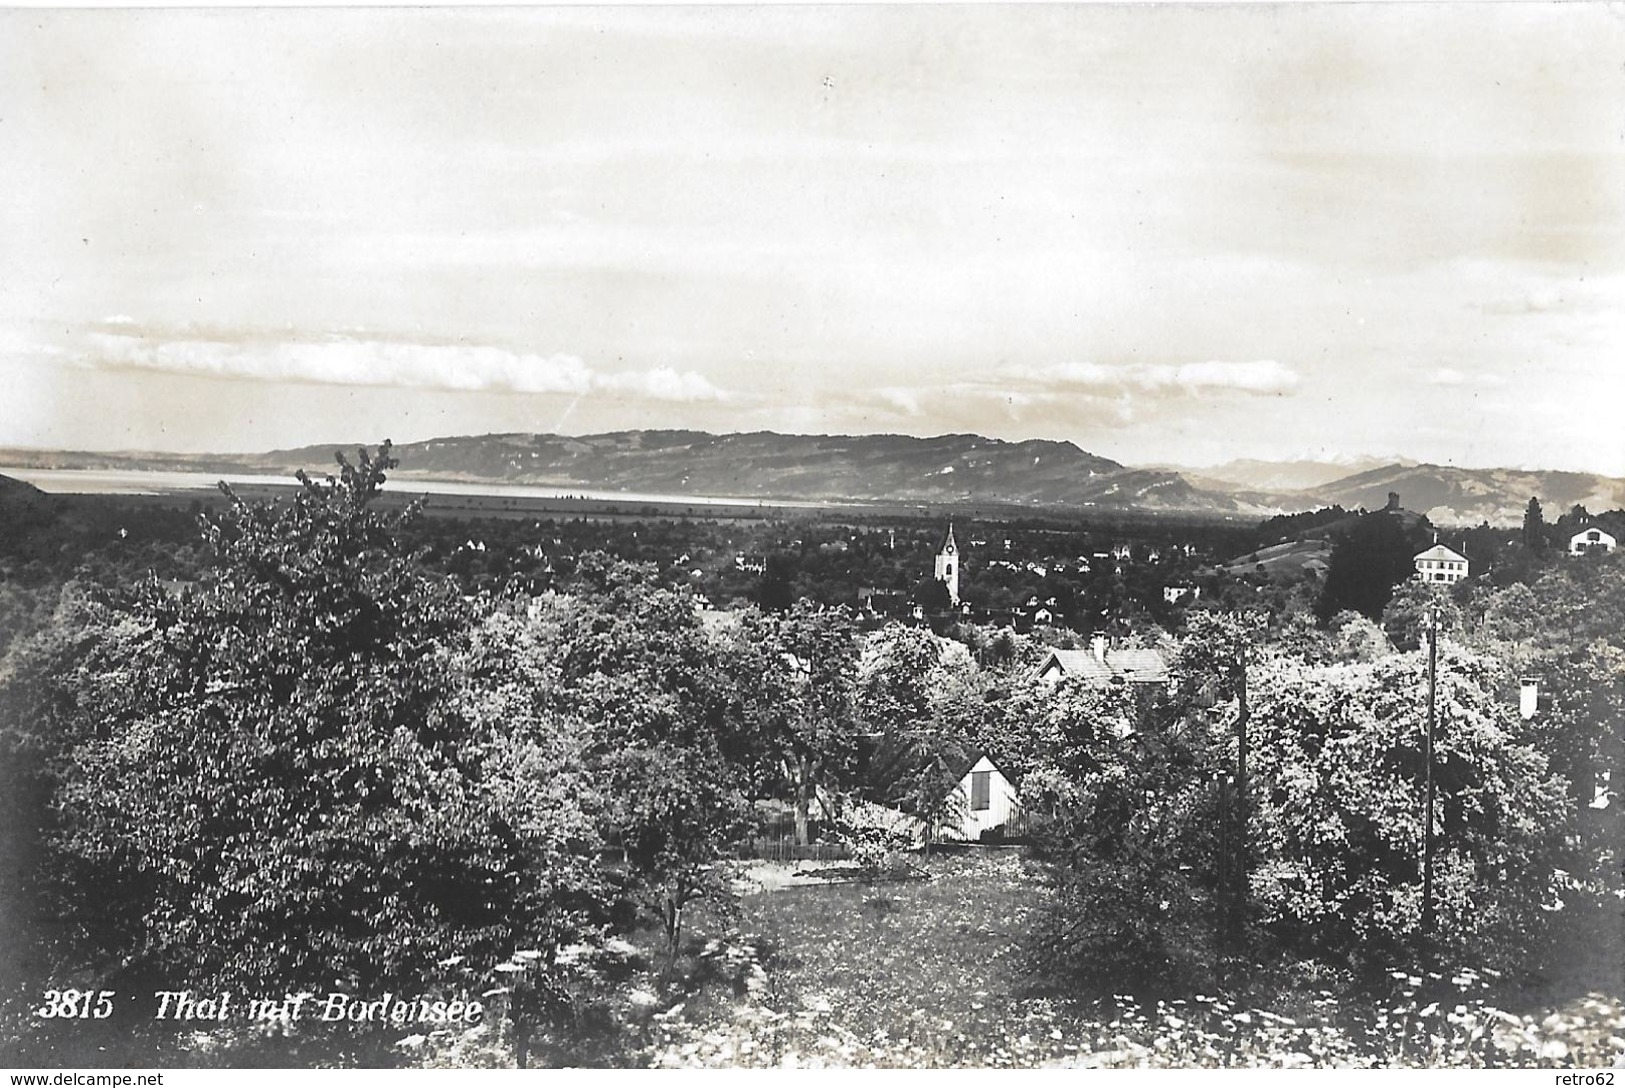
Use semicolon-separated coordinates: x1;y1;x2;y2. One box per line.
726;603;860;844
519;557;755;979
1244;647;1569;980
1175;609;1267;952
1327;610;1391;663
756;553;796;612
27;446;616;1061
853;624;974;851
1523;496;1547;552
1024;680;1226;997
911;574;953;617
1381;577;1463;652
1316;512;1425;622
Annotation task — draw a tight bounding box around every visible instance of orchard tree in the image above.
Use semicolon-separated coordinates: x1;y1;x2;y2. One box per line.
1381;577;1464;652
727;603;860;844
1244;646;1569;980
853;624;974;847
1174;608;1267;949
518;558;755;974
438;605;630;1064
1024;679;1226;997
35;446;606;1043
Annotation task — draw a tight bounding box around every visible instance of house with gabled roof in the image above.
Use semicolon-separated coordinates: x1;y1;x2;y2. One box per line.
1414;543;1469;585
1569;525;1616;556
832;748;1024;846
1035;635;1170;688
937;751;1023;842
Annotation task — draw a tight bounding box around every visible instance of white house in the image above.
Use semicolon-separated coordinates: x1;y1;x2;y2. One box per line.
1413;544;1469;585
820;751;1023;846
937;752;1022;842
1569;526;1616;556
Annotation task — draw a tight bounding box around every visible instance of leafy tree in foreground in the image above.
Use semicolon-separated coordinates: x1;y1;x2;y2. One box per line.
727;602;860;844
519;557;754;977
1245;646;1569;981
1023;680;1225;998
852;624;977;850
32;445;614;1058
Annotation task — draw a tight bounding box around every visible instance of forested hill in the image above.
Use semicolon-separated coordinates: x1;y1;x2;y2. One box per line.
0;473;51;516
1306;463;1625;526
0;473;42;497
254;430;1247;513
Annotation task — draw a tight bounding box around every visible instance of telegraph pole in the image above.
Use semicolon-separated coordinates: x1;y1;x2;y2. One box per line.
1421;604;1439;942
1227;637;1250;952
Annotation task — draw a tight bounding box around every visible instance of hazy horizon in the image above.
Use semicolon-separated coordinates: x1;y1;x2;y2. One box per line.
4;6;1622;475
0;424;1587;483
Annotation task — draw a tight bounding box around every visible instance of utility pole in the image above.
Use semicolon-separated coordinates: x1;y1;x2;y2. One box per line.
1230;637;1250;951
1421;604;1439;942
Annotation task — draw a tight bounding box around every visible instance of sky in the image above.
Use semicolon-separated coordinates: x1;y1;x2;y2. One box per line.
3;4;1623;474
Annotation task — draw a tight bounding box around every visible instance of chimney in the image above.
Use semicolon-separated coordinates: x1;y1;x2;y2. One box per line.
1519;678;1539;720
1091;633;1108;664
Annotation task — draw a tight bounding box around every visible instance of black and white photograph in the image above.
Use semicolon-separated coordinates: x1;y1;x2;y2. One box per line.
1;1;1622;1072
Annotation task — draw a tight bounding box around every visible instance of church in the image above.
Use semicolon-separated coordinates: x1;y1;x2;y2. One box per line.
934;522;960;605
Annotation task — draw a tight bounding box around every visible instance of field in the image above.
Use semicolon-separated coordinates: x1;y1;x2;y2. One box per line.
642;849;1625;1069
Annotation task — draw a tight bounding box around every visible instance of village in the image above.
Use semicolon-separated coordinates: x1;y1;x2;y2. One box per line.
2;446;1623;1069
702;495;1624;858
5;0;1624;1067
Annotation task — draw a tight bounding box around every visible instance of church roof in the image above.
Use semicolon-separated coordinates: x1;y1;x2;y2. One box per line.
941;521;957;553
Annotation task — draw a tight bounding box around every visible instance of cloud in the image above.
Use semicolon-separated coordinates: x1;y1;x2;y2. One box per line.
1472;274;1625;317
82;330;729;403
1425;367;1508;387
595;365;729;403
1013;359;1301;397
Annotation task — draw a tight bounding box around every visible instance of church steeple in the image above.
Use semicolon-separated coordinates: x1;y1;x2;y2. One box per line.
934;520;960;605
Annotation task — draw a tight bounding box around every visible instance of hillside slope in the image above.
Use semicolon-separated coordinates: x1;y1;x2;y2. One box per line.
254;430;1251;513
1306;464;1625;526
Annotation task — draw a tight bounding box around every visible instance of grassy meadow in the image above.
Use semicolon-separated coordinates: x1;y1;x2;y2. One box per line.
636;849;1623;1069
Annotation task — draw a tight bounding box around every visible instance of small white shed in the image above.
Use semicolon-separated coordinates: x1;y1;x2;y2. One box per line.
937;753;1022;842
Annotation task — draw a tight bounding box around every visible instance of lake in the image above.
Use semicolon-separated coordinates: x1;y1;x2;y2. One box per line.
0;467;809;509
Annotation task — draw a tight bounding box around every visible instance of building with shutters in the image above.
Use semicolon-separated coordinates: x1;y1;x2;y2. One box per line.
1413;543;1470;585
937;752;1022;842
1569;526;1616;556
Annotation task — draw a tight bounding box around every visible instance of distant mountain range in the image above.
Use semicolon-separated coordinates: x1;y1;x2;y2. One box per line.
1163;456;1414;494
3;430;1623;525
